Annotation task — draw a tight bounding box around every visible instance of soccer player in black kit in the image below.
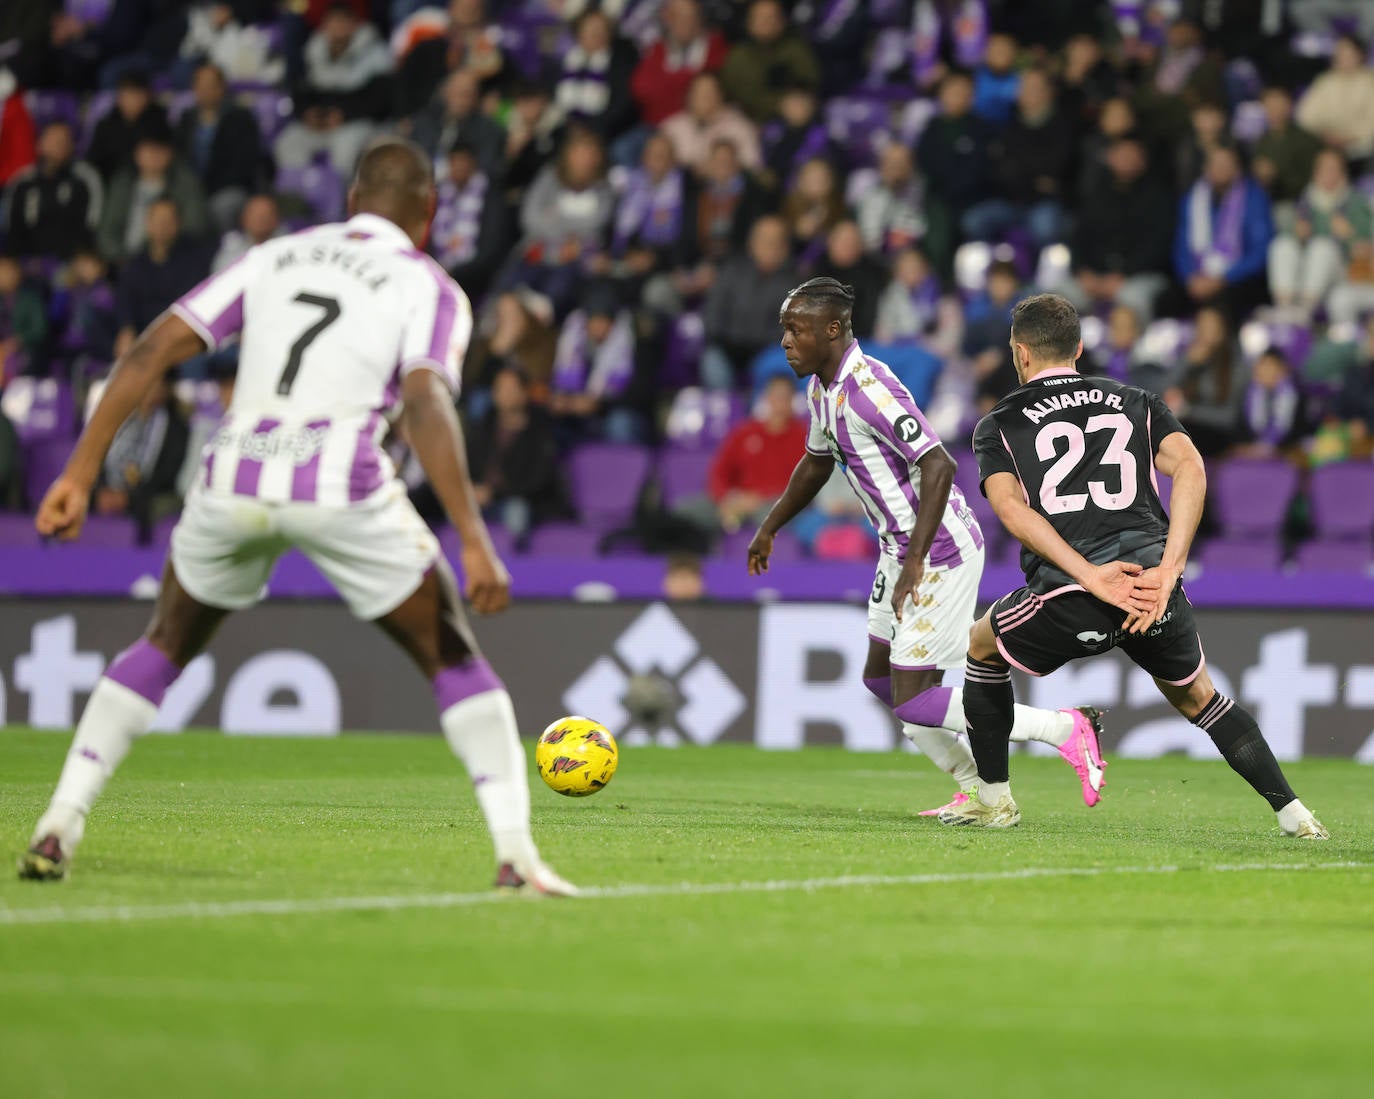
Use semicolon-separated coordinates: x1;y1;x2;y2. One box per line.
942;294;1328;838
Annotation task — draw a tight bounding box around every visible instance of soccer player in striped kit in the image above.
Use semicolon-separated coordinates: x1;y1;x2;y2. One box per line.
21;140;576;893
748;278;1109;815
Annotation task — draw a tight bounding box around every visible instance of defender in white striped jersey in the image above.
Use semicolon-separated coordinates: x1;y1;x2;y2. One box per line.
21;141;575;894
748;278;1108;815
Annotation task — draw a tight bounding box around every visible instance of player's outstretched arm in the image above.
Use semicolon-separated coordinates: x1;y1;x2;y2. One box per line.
1124;432;1207;635
748;451;834;575
891;446;956;621
400;368;510;615
35;313;206;541
985;472;1159;617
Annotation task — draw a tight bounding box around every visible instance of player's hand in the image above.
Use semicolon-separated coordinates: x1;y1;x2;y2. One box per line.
1084;561;1158;617
1121;564;1182;635
747;529;773;576
461;541;511;615
891;559;924;623
35;474;90;541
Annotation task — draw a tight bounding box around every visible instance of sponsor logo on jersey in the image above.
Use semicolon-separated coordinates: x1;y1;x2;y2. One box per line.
894;414;923;444
1077;630;1109;645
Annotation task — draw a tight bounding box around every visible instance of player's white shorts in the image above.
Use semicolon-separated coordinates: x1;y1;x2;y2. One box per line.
867;547;985;671
171;481;440;620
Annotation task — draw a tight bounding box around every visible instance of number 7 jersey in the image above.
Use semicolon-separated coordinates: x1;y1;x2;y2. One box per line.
972;367;1185;594
171;212;473;507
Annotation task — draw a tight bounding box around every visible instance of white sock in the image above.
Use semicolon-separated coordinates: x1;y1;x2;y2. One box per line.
978;780;1011;805
439;688;536;865
34;679;158;851
938;690;1072;747
1275;799;1312;833
902;723;979;787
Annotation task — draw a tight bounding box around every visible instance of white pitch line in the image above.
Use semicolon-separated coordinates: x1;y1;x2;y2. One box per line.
0;860;1367;928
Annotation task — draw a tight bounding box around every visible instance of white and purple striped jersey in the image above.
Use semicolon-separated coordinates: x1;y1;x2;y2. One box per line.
805;340;983;567
170;212;472;507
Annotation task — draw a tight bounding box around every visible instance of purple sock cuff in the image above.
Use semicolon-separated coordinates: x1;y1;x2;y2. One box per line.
434;658;505;712
894;685;953;727
104;639;182;706
863;676;892;707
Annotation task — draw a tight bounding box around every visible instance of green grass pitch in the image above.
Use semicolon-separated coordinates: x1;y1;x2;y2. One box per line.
1;727;1370;1099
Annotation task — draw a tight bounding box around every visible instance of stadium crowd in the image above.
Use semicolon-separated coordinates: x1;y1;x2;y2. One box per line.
3;0;1374;571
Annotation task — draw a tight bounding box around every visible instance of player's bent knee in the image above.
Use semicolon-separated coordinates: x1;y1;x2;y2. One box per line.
967;615;999;662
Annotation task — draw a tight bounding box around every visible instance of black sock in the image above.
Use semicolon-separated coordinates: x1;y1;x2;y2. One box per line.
963;656;1014;784
1191;693;1297;811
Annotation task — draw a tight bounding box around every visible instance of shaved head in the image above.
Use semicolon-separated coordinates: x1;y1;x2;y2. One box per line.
349;138;435;244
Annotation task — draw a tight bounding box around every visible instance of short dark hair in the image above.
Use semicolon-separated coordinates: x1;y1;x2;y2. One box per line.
786;276;855;323
1011;294;1081;362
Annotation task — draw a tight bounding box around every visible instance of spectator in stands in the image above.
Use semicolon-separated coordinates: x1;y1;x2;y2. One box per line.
692;373;807;535
211;193;281;273
662;71;761;176
700;215;798;389
630;0;728;128
610;131;690;301
1058;33;1115;131
177;2;284;88
917;69;990;276
719;0;820;123
758;82;833;195
1077;96;1138;196
97;0;197;90
0;68;35;186
1236;349;1305;459
962;66;1075;249
94;373;189;536
815;221;885;340
1173;99;1228;199
791;468;872;559
1327;223;1374;326
85;71;170;183
98;129;209;264
1164;305;1246;456
550;281;645;443
412;69;506;178
1268;149;1372;320
1087;303;1167;393
113;198;208;359
499;79;563;200
0;403;16;508
503;128;614;319
176;63;264;233
395;0;504;118
972;33;1021;125
1070;136;1174;324
661;554;706;601
875;247;955;347
555;9;637;142
781;157;845;270
964;259;1024;410
0;254;46;381
1295;33;1374;165
52;248;118;373
274;3;392;177
1252;85;1322;213
3;121;102;261
432;143;506;300
1173;144;1273;319
855;143;926;258
1327;318;1374;458
465;365;564;540
1129;17;1224;142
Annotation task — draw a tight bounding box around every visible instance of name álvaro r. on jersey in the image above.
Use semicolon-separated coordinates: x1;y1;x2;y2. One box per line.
1022;383;1126;425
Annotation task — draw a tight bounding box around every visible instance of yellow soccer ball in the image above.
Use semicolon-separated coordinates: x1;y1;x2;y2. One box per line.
535;716;619;797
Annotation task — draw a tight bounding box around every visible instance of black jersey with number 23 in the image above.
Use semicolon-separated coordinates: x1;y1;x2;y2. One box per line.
973;371;1186;594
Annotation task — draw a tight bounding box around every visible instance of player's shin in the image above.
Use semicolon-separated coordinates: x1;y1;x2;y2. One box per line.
920;685;1073;747
962;656;1015;801
901;723;979;787
435;660;535;865
35;639;181;851
1190;693;1305;818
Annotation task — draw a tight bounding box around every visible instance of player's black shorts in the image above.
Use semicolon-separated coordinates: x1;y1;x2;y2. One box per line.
988;583;1203;683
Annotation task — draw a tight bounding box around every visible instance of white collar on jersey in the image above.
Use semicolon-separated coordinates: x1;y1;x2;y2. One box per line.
342;212;416;249
824;339;865;391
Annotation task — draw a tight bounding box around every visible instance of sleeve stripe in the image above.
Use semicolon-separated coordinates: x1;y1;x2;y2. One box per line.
168;302;216;349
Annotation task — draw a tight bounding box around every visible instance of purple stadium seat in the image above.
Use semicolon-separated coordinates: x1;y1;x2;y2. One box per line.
1139;318;1193;365
898;98;939;146
663;387;742;448
1308;462;1374;539
2;378;76;445
1198;536;1284;571
525;522;601;557
0;513;42;547
660;312;705;390
716;528;802;562
823;97;892;166
658;447;715;509
23;438;72;509
244;91;292;142
276;162;345;223
151;515;178;550
439;523;517;561
568;443;653;529
1231;100;1267;143
68;0;114;21
24;90;81;133
1294;540;1372;573
1239;319;1313;366
165;90;196;124
1155;473;1173;516
79;516;138;549
1210;459;1298;537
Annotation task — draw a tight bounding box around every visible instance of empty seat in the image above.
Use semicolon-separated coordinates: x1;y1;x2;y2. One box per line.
2;378;76;444
1294;540;1372;573
1197;536;1284;571
525;522;602;557
276;162;345;223
568;443;653;529
658;447;715;509
1308;462;1374;540
1209;459;1298;537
